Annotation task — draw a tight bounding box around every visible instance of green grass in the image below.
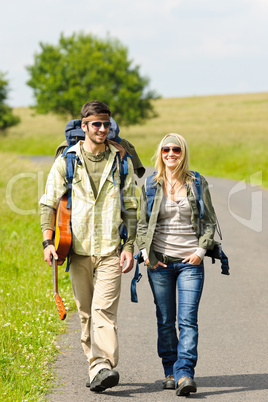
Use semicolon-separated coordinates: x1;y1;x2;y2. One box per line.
0;155;76;400
0;109;67;155
2;92;268;187
0;92;267;399
121;93;268;187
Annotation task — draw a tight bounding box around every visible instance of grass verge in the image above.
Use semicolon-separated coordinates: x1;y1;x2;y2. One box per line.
0;154;76;400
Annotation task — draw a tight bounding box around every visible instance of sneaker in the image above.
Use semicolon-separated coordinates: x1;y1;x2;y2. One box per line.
162;374;175;389
175;377;197;396
90;368;119;392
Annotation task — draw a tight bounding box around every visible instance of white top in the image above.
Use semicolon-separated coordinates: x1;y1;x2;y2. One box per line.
143;194;206;261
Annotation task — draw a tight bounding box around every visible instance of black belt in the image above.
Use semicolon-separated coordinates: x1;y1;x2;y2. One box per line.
154;251;183;264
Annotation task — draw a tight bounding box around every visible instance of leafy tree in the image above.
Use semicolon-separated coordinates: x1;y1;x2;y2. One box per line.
0;73;20;131
26;33;160;125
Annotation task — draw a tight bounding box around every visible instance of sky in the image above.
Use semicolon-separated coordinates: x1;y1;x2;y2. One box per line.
1;0;268;107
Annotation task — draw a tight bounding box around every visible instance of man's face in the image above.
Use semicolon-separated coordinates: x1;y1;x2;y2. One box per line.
81;114;111;145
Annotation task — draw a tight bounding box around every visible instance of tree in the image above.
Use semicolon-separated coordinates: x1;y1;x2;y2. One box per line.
0;73;20;131
26;33;160;125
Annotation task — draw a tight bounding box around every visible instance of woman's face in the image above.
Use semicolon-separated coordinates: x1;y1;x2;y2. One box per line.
161;142;182;170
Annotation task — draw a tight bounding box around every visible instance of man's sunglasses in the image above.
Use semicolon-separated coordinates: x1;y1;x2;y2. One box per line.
161;146;181;154
87;121;111;129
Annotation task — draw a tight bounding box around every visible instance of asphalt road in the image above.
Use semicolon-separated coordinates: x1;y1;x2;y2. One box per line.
45;169;268;401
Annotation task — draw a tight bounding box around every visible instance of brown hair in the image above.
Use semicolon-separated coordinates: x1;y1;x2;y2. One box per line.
81;100;111;119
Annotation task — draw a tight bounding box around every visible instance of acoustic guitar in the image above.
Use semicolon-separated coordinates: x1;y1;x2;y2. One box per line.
52;192;72;320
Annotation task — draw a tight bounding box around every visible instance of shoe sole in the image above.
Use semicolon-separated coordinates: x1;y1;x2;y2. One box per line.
176;379;197;396
90;371;119;392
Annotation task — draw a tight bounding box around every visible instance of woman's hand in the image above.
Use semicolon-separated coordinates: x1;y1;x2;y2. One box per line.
182;254;202;265
145;259;167;269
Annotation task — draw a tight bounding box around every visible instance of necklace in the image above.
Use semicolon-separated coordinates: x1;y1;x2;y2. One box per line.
83;146;107;163
166;177;177;194
176;183;184;194
166;177;184;195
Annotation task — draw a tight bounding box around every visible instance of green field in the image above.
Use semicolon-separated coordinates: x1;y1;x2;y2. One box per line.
2;92;268;186
0;92;267;400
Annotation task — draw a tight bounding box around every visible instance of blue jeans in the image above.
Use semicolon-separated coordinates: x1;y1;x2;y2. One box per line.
147;260;204;385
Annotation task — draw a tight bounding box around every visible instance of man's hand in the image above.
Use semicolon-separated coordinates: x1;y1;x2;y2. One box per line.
120;250;134;273
44;245;58;267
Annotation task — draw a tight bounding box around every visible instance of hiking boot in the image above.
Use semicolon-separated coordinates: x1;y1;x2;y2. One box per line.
162;374;175;389
175;377;197;396
90;368;119;392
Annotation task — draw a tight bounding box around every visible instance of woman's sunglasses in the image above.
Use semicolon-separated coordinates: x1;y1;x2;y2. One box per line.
87;121;111;129
161;146;181;155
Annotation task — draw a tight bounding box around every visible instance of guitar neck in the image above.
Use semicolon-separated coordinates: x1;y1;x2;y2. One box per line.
52;256;58;297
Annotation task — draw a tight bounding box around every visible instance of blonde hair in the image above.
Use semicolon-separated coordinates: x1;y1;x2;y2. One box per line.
152;133;194;185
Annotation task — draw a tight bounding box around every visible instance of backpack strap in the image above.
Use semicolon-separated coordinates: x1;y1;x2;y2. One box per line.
112;152;128;182
62;147;82;209
60;148;81;272
112;152;130;248
112;152;129;207
131;251;143;303
220;250;229;275
191;171;205;219
118;153;129;192
191;170;223;239
145;172;157;219
192;171;229;274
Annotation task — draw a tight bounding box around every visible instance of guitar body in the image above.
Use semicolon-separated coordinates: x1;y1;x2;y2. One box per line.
52;192;72;320
54;193;72;261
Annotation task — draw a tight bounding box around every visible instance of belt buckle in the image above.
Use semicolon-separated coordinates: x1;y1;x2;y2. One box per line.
162;254;168;264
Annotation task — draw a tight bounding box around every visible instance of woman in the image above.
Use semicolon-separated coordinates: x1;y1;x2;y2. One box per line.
136;133;217;397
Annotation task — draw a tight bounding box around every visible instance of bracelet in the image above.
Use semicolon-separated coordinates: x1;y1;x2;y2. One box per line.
42;239;54;250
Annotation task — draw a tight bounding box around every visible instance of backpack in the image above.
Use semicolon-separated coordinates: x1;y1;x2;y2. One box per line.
130;171;230;303
61;118;131;271
55;118;146;178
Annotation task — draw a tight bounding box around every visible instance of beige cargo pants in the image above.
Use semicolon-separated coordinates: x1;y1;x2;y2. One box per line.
69;251;121;381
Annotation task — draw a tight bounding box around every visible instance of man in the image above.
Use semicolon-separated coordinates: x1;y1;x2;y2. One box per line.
40;100;138;392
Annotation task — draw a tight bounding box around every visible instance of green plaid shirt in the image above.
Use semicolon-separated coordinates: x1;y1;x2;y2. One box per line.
40;141;138;256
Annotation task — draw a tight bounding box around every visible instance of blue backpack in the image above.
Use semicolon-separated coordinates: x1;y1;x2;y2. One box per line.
131;171;230;303
62;117;130;270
